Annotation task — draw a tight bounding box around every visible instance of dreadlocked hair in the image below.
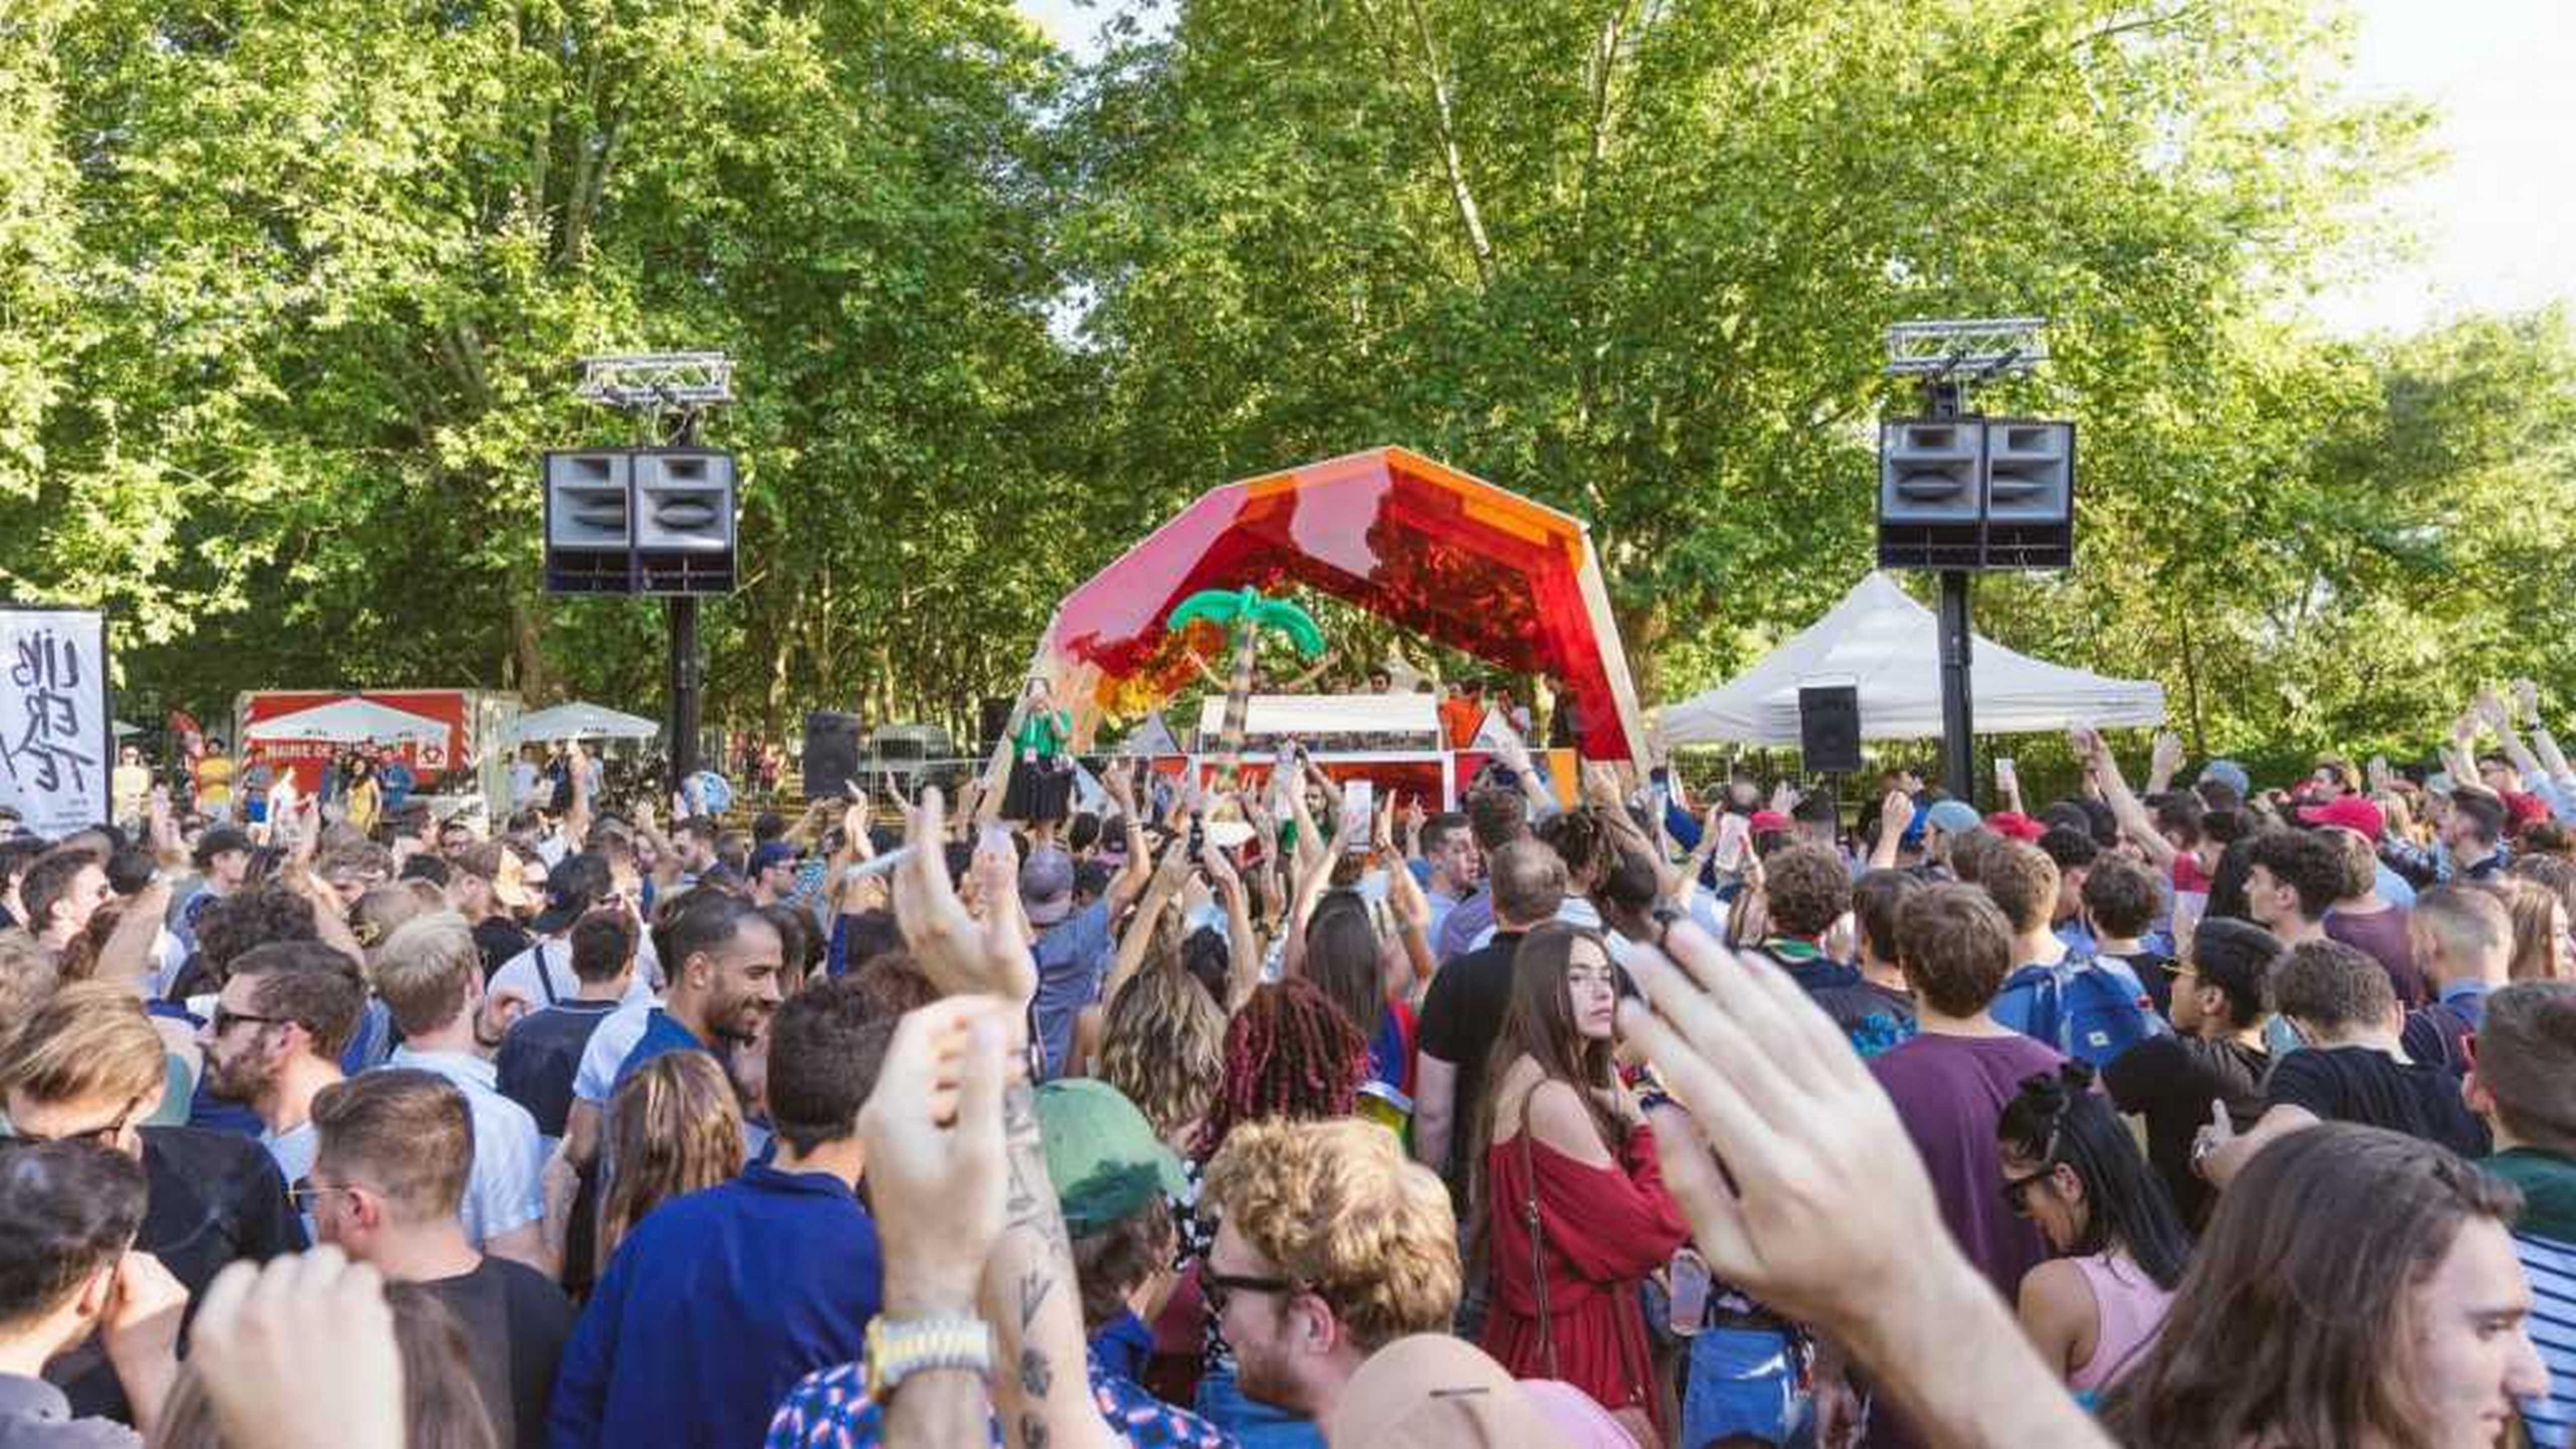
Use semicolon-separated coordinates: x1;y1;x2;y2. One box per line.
1194;977;1367;1163
1537;809;1619;892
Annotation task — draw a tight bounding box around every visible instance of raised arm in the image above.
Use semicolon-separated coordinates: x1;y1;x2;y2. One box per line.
2072;727;2177;870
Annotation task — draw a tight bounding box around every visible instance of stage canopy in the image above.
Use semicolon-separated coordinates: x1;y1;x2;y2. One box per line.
1656;572;2165;749
1033;446;1648;764
243;696;451;747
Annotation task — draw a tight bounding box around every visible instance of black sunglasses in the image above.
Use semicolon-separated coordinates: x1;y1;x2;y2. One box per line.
211;1006;291;1035
1201;1269;1298;1317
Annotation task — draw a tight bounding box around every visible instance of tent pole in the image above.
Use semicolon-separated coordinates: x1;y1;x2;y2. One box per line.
1938;571;1976;807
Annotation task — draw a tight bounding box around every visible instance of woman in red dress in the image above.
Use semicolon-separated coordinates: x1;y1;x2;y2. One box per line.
1476;922;1689;1442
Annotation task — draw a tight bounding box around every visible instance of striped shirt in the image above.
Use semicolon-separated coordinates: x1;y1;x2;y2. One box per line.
2514;1230;2576;1447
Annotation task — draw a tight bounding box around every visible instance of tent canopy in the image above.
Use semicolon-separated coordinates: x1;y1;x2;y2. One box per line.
1035;446;1648;764
1656;573;2165;749
514;702;659;743
243;697;450;746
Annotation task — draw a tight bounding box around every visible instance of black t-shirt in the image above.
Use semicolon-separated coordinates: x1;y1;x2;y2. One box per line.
496;1000;623;1139
1413;930;1526;1199
2264;1045;2492;1158
418;1256;575;1449
2104;1034;2268;1228
53;1128;306;1420
474;916;533;982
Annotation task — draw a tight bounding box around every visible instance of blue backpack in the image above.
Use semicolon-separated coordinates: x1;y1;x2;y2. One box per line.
1993;953;2167;1067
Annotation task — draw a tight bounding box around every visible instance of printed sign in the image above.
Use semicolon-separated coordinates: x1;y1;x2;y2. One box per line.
0;608;111;836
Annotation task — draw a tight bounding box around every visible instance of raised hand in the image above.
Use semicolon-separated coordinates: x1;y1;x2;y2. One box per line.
895;788;1038;1005
2149;729;2184;778
2513;678;2544;724
859;997;1015;1314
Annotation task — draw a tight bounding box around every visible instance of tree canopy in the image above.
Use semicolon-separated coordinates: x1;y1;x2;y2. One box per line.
3;0;2568;765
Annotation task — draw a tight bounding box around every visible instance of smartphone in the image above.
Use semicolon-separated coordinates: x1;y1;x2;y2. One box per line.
1340;780;1374;851
1714;812;1752;869
1994;757;2019;792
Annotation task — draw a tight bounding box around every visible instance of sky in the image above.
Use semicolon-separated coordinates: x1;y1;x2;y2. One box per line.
1013;0;2572;340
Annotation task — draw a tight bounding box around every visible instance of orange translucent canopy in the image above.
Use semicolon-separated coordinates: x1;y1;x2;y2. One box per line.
1036;446;1647;764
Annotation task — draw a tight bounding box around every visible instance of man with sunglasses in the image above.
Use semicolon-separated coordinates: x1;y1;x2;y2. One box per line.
0;984;302;1423
0;1141;192;1445
196;941;365;1233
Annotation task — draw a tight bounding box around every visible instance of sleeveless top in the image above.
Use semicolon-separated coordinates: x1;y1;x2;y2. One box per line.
2069;1250;2175;1391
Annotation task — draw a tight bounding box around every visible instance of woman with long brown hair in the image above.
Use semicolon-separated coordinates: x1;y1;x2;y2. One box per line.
1474;922;1687;1442
2100;1122;2546;1446
594;1051;745;1277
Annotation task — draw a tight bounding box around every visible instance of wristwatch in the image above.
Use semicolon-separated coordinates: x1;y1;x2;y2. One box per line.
863;1314;993;1400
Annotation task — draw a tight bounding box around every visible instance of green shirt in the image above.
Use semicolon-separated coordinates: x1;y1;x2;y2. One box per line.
2483;1147;2576;1242
1012;709;1069;757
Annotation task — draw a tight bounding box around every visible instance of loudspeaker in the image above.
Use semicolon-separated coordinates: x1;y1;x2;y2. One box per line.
978;696;1015;752
802;712;865;802
1798;686;1863;774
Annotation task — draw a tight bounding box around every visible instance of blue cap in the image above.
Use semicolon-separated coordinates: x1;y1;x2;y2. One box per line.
1923;799;1982;837
2197;760;2252;801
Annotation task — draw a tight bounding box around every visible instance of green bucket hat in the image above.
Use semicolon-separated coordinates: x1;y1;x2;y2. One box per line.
1034;1079;1187;1235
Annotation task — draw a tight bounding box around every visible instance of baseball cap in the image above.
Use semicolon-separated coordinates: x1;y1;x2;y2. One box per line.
1747;810;1792;834
1020;846;1075;928
1033;1080;1186;1235
1323;1335;1577;1448
750;841;801;876
2505;791;2551;832
1984;811;2046;843
2296;795;2385;842
533;851;613;934
191;825;254;869
2197;759;2252;803
1922;799;1982;838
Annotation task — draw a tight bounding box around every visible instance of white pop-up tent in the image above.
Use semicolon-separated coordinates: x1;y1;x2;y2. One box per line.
512;701;659;744
1656;573;2165;749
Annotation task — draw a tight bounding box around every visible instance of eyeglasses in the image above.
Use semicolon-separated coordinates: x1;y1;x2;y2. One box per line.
210;1006;290;1035
1201;1269;1299;1317
2001;1163;2058;1216
287;1178;368;1211
7;1094;146;1148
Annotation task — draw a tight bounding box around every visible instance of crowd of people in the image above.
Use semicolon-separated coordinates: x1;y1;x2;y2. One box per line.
4;674;2576;1447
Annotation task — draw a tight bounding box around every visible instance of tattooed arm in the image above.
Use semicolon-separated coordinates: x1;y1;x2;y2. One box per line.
985;1077;1119;1449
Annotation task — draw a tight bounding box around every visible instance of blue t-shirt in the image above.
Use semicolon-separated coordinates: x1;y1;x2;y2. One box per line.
1031;901;1112;1080
552;1166;882;1449
613;1008;707;1091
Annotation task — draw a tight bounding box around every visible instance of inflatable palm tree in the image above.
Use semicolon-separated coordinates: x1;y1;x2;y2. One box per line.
1167;586;1325;786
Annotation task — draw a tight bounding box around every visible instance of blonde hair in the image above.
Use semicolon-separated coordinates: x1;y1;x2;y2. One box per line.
2485;877;2567;983
1097;955;1225;1142
1202;1117;1461;1352
0;981;166;1107
371;911;480;1037
597;1052;745;1274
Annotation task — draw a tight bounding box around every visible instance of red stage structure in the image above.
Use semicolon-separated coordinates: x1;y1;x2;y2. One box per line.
1029;446;1648;768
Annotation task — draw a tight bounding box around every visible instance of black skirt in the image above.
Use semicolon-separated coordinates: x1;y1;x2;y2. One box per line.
1002;754;1074;823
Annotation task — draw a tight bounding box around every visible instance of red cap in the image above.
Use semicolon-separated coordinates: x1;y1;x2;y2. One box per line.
1748;810;1793;834
2297;795;2385;842
1984;811;2045;842
2505;791;2551;830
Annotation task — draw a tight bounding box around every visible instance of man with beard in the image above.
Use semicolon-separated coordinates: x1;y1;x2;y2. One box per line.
195;940;365;1229
610;890;783;1093
1199;1118;1462;1437
370;912;549;1272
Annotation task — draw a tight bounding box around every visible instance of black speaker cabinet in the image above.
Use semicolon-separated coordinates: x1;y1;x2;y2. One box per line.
802;712;865;801
1798;686;1863;774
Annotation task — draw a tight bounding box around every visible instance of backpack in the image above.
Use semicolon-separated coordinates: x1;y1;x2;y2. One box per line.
1993;953;2168;1067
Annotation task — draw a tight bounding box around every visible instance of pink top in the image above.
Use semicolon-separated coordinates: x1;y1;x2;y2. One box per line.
2068;1251;2175;1392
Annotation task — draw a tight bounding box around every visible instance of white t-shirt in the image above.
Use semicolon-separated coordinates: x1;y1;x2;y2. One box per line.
573;996;661;1106
489;935;660;1012
511;760;540;801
